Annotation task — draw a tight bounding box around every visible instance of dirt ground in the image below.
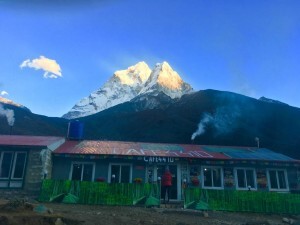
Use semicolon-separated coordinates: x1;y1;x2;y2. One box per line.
0;199;299;225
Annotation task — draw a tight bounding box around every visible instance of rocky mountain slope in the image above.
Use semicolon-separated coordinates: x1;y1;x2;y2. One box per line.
62;61;193;119
0;97;30;112
259;96;289;106
1;89;300;159
0;100;68;137
78;89;300;159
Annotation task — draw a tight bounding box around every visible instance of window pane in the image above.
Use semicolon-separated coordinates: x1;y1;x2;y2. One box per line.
277;171;287;189
9;181;23;188
213;168;222;187
246;170;255;188
120;165;130;183
71;164;82;180
0;181;9;188
82;164;93;181
111;165;120;183
12;153;26;179
237;169;246;188
0;152;13;178
269;170;278;189
204;168;212;187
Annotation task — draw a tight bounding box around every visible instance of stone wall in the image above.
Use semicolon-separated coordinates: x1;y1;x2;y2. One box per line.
0;189;30;200
0;148;53;199
23;148;53;197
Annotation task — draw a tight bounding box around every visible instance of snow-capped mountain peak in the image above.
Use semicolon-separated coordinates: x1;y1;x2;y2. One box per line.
63;61;193;119
0;97;31;112
139;61;193;98
156;61;184;90
114;61;151;86
0;97;23;108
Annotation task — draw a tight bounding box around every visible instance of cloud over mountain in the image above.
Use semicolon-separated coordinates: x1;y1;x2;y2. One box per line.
20;56;62;79
0;91;8;96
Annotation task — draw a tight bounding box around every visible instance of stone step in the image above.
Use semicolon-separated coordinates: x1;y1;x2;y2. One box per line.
160;201;183;209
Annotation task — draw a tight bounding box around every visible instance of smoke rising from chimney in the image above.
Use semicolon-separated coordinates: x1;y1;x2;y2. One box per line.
0;104;15;126
191;106;241;141
191;113;212;140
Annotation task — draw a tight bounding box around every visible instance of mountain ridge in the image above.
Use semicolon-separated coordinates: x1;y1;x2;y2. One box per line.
0;97;30;111
62;61;193;119
0;89;299;159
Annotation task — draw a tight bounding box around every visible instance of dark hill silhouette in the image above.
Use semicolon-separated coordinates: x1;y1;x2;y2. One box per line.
0;103;68;137
80;90;300;159
0;89;299;159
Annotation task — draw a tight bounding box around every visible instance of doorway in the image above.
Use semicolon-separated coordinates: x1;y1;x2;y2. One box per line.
157;165;177;200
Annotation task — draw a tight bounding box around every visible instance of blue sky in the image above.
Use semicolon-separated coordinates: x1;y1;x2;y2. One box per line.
0;0;300;117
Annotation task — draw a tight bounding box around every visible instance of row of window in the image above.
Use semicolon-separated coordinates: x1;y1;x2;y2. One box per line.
70;163;131;183
0;152;289;192
69;162;289;192
0;151;27;188
191;166;288;191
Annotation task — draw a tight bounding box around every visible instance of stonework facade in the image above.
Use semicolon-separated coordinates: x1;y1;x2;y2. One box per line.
24;148;52;196
0;135;65;199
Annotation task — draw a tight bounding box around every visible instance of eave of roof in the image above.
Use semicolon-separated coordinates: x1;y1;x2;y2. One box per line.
54;140;229;159
0;135;65;149
53;140;300;163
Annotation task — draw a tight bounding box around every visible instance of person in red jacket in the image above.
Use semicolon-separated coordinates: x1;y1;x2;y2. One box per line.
161;167;172;203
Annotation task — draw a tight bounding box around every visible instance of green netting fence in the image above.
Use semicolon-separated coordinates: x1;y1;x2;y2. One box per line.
39;179;161;207
183;187;300;214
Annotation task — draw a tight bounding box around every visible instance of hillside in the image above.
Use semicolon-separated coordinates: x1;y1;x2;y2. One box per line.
79;89;300;159
1;89;299;159
0;103;68;137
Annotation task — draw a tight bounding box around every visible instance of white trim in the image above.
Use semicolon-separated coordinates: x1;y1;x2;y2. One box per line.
145;164;156;182
266;168;289;192
144;165;148;183
234;167;257;191
177;164;181;200
47;138;65;151
201;166;224;190
108;163;132;183
0;151;14;179
69;162;95;181
11;152;27;180
153;165;158;181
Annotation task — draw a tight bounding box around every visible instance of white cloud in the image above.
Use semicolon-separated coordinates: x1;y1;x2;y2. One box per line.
0;91;8;96
20;56;62;78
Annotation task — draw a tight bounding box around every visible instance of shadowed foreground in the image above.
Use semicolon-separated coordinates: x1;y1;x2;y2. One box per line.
0;199;297;225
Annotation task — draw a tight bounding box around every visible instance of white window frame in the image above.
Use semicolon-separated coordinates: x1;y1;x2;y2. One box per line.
108;163;132;183
234;167;257;191
201;166;224;190
0;151;27;189
11;152;27;180
0;151;14;179
266;168;289;192
69;162;95;181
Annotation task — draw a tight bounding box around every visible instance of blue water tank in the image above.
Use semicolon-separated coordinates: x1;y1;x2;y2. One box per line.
67;120;84;140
